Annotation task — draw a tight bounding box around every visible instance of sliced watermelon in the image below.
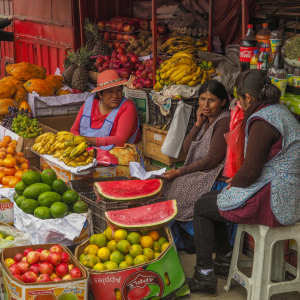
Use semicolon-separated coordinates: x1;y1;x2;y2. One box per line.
105;200;177;230
94;179;162;202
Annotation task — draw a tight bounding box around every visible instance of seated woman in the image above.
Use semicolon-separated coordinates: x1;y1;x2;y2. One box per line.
162;80;231;252
70;70;140;150
188;70;300;297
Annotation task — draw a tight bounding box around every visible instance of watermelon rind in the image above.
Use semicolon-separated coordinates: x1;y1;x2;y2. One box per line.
105;200;177;230
94;179;163;202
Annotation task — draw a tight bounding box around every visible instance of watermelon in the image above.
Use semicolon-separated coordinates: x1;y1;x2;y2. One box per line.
94;179;162;202
105;200;177;230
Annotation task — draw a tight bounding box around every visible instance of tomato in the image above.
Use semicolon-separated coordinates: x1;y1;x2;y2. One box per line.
4;168;17;176
8;177;20;188
4;158;16;168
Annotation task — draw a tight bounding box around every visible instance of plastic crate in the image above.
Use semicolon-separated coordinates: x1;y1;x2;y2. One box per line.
68;177;166;233
148;98;198;133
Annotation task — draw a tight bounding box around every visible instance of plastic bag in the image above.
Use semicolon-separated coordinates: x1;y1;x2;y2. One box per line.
109;144;141;166
93;148;119;166
223;101;245;178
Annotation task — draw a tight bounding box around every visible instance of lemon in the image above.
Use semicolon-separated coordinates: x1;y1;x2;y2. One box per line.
117;240;131;254
93;263;106;271
129;244;143;258
97;247;111;262
0;232;6;239
114;229;128;242
107;240;118;252
110;250;125;265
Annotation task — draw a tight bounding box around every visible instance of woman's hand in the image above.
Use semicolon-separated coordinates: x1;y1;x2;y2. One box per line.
162;169;181;180
85;137;97;146
195;107;207;127
226;178;232;190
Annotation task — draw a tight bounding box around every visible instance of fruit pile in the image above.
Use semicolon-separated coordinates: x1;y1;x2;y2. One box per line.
5;244;83;283
14;169;88;219
0;232;14;241
32;131;94;168
0;136;29;188
160;36;206;55
79;227;169;270
154;52;212;91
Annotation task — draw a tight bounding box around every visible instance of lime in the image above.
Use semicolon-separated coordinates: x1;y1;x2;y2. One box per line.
105;227;114;240
73;200;88;213
90;234;96;245
50;202;68;218
110;251;124;265
142;248;154;260
16;195;26;208
127;232;140;245
97;247;111;262
93;263;106;271
134;255;149;266
117;240;131;254
114;229;128;242
62;190;79;205
107;240;118;252
125;254;134;266
158;237;167;246
21;171;42;186
21;199;40;214
129;244;143;258
93;233;108;248
13;193;20;201
119;261;130;269
34;207;52;219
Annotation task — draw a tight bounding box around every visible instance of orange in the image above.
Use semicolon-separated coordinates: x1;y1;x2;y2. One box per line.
0;148;7;153
0;152;6;160
0;142;8;149
140;236;154;249
11;140;17;145
19;157;25;164
8;143;16;149
0;167;5;172
6;147;15;155
2;176;15;186
0;172;5;183
4;158;16;168
6;154;12;159
0;159;4;167
3;136;11;144
17;152;24;157
23;169;29;172
148;231;160;241
4;168;16;176
21;163;28;170
8;177;20;188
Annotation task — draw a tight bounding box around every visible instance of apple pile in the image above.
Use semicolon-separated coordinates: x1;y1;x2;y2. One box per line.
4;245;83;283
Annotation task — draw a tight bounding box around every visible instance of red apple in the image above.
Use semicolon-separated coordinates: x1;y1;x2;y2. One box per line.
116;33;123;41
129;20;139;31
62;274;72;280
144;78;153;88
50;273;58;280
111;51;118;58
111;57;118;61
141;70;148;79
119;69;130;79
50;245;63;254
111;22;118;31
131;70;136;76
135;62;142;69
100;32;105;39
37;274;51;283
13;275;23;282
148;73;154;80
48;252;62;266
120;42;127;49
138;65;145;71
107;42;114;49
98;20;107;30
128;52;136;58
121;55;129;63
70;268;82;279
96;57;105;66
39;262;54;275
98;66;105;73
55;263;69;278
17;261;29;274
26;251;40;265
122;17;131;24
111;16;122;22
117;22;125;32
105;21;112;30
53;277;62;282
139;19;150;30
68;264;75;272
103;61;110;70
128;35;138;44
11;263;19;268
136;70;142;79
23;271;37;283
113;41;120;50
22;257;27;262
131;55;139;64
40;250;50;263
146;67;153;75
118;47;126;53
124;61;134;70
9;266;21;276
23;248;34;257
157;25;167;34
123;24;135;33
104;32;111;41
136;80;145;89
35;248;44;254
133;79;138;87
13;253;24;263
61;252;70;264
111;33;116;40
29;264;40;276
123;34;130;42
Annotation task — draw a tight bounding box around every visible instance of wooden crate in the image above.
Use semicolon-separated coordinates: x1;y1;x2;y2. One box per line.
143;124;186;167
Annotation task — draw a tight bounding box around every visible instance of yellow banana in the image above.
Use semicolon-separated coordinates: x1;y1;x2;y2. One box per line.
57;131;71;136
75;156;87;162
86;157;94;164
49;135;56;144
188;77;202;86
206;67;216;75
177;72;197;85
181;63;197;78
193;68;204;81
44;141;51;152
77;162;88;166
70;142;88;158
89;150;95;157
41;134;54;146
39;148;46;154
160;66;180;80
35;132;52;143
169;65;190;81
172;52;195;60
67;161;78;168
53;150;64;158
61;146;76;158
32;142;42;151
83;151;89;157
62;157;73;164
65;136;87;147
201;71;208;84
169;58;194;69
171;67;192;82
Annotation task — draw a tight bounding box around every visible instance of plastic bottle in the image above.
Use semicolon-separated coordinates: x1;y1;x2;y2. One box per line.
240;24;259;72
286;65;294;86
261;52;270;71
274;69;287;97
256;23;271;53
271;44;284;69
257;52;264;70
294;68;300;88
270;30;282;57
250;50;259;69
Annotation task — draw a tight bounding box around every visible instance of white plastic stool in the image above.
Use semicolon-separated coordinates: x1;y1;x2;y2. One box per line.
224;223;300;300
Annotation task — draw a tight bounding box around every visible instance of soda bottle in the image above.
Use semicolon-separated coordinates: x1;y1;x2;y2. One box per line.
257;52;264;70
256;23;271;53
240;24;259;72
261;52;270;71
271;44;284;69
250;50;259;69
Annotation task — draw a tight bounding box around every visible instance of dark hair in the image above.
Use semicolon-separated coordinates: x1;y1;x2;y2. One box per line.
94;90;103;100
235;70;281;105
199;80;230;108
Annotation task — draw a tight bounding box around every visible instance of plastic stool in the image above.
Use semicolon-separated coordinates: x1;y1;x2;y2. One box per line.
224;223;300;300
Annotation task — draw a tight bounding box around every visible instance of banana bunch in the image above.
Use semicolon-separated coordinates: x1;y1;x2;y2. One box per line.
199;61;216;75
32;132;57;155
61;149;94;168
65;136;87;147
160;36;207;56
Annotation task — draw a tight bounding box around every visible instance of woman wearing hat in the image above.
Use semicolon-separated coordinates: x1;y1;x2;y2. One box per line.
70;70;140;150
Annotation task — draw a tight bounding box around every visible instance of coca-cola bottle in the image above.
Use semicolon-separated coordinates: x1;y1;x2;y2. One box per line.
240;24;259;72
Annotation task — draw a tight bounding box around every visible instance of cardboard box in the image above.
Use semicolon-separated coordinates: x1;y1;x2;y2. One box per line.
1;243;88;300
37;115;77;132
0;198;13;225
75;227;189;300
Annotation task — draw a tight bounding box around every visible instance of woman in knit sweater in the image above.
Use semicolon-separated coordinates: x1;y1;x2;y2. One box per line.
188;70;300;297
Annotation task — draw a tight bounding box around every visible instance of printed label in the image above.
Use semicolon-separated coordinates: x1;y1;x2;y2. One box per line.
240;47;258;62
154;134;162;142
258;40;270;52
257;62;263;70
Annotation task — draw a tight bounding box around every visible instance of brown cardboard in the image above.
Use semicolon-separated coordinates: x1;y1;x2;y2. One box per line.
37;115;77;132
29;166;41;173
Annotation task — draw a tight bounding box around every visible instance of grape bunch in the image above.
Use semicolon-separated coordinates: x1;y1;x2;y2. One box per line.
2;106;42;138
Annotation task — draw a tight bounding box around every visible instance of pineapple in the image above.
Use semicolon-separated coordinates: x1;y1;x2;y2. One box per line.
71;46;94;91
84;19;98;52
93;26;112;57
62;51;79;85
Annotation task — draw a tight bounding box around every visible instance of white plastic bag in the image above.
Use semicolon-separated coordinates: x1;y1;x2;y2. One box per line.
161;101;192;158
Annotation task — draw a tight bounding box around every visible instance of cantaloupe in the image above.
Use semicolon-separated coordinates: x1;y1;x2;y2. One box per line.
7;62;46;81
0;99;19;115
0;76;25;88
13;86;27;104
45;75;64;92
55;88;73;96
24;79;54;97
0;81;16;99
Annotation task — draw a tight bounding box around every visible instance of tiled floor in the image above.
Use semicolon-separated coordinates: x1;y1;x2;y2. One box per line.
179;251;300;300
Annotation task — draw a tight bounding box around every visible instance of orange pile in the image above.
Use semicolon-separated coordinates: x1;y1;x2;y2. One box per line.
0;136;29;188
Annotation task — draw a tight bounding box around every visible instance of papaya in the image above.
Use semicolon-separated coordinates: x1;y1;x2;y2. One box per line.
0;99;19;115
0;76;26;88
56;88;73;96
0;81;16;99
7;62;46;81
45;75;64;92
13;87;27;104
24;79;54;97
23;183;52;200
19;101;31;112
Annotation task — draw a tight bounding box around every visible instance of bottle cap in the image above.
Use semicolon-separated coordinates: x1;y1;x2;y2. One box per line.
247;24;253;28
254;50;259;54
263;23;268;27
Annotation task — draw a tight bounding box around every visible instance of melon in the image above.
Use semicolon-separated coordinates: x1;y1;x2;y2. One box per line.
94;179;162;202
105;200;177;229
24;79;55;96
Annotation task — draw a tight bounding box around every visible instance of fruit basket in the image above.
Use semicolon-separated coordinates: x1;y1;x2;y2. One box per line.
68;177;167;233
